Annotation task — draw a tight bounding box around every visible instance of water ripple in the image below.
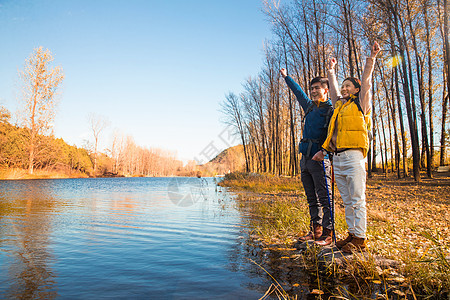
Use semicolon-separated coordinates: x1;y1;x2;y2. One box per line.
0;178;267;299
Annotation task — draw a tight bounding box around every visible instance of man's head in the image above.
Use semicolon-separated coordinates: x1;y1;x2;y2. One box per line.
309;77;329;102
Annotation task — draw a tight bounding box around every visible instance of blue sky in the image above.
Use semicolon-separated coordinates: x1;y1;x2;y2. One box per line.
0;0;272;163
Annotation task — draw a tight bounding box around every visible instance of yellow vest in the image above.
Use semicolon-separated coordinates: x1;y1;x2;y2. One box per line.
322;99;371;158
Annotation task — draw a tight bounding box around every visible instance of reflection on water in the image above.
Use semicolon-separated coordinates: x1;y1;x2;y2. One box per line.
0;181;60;299
0;178;274;299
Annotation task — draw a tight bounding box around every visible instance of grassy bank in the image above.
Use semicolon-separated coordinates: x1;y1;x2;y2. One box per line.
0;168;89;180
220;172;450;298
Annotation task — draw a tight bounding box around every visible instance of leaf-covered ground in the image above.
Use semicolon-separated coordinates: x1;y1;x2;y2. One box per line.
365;173;450;258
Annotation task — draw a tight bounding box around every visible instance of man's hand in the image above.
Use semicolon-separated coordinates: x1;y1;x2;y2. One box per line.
371;41;381;58
280;68;288;78
328;58;337;70
312;150;325;162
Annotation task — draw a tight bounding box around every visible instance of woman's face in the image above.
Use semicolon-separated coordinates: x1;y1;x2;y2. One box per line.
341;80;360;98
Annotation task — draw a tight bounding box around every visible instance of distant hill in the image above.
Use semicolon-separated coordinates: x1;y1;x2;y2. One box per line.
200;145;245;175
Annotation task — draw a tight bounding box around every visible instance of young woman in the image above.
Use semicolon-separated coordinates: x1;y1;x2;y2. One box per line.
313;41;380;252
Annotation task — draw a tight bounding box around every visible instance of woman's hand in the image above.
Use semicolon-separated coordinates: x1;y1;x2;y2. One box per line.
328;57;337;70
280;68;288;78
371;41;381;58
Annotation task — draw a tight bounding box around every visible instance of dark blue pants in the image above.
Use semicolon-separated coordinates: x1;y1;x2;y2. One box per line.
300;156;332;230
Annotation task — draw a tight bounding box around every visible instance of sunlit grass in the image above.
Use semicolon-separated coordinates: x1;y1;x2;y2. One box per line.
219;172;303;193
247;258;297;300
0;167;89;180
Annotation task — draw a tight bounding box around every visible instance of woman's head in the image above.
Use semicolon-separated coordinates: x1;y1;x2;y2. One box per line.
341;77;361;98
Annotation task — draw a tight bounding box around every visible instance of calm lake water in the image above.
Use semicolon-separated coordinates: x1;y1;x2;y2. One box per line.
0;177;274;299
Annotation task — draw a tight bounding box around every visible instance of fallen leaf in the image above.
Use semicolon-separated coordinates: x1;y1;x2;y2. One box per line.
372;280;382;284
392;290;406;296
387;277;405;283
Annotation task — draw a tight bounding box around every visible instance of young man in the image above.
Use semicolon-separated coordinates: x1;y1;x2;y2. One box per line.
280;68;333;246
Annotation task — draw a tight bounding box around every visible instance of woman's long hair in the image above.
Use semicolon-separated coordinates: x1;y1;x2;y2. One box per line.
343;77;364;112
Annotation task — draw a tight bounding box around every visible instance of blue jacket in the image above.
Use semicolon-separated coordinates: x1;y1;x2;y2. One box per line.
285;76;333;159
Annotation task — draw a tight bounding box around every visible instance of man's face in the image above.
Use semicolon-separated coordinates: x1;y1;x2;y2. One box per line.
310;82;328;102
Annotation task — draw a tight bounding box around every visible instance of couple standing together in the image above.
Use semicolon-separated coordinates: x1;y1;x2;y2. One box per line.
280;41;381;253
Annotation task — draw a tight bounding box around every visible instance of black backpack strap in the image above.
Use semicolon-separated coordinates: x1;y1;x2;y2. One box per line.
323;105;334;128
318;104;334;143
352;97;364;114
301;102;316;127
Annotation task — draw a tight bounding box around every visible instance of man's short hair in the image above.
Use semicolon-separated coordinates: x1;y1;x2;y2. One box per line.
310;77;329;89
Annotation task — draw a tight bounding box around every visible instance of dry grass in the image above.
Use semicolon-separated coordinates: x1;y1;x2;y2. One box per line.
0;167;89;180
219;172;303;194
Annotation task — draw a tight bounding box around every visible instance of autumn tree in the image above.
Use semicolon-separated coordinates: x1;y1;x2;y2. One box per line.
222;0;449;178
18;47;64;174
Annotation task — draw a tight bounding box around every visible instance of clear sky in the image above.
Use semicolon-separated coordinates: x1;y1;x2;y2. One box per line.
0;0;272;163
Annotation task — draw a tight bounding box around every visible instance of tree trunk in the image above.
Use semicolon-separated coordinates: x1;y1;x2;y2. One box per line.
441;0;450;165
441;93;449;165
392;7;421;181
282;39;298;176
423;0;434;170
394;65;408;177
342;0;355;77
406;0;431;177
387;92;395;174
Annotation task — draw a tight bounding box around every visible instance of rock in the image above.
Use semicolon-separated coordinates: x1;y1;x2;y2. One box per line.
321;246;400;271
296;244;401;272
294;240;316;251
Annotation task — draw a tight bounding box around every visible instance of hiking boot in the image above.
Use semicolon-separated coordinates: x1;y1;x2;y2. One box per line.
335;232;354;249
314;228;333;246
298;223;322;242
341;236;366;253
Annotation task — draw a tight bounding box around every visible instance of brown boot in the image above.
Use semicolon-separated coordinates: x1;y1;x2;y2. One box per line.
341;236;366;253
298;223;322;242
335;232;354;249
314;228;332;246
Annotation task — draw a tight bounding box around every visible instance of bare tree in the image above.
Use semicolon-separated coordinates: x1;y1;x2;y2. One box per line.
18;47;64;174
88;113;110;175
221;93;250;172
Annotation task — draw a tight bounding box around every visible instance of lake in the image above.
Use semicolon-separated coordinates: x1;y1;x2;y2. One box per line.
0;177;274;299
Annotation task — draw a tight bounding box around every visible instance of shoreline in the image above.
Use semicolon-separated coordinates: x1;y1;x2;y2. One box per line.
0;168;215;180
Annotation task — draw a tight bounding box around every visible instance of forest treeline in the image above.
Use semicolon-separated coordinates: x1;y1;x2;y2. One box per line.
0;103;242;178
222;0;450;181
0;105;202;178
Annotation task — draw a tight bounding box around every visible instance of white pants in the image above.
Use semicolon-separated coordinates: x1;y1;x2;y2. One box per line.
333;149;367;239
